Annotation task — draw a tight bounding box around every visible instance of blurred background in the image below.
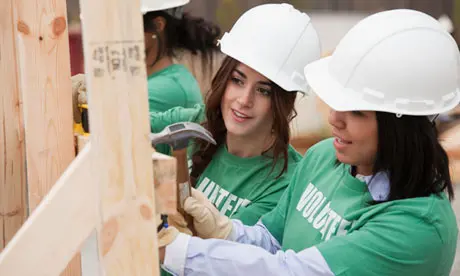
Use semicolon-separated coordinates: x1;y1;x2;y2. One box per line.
66;0;459;75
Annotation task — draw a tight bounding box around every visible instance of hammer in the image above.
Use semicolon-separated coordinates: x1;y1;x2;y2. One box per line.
149;122;216;233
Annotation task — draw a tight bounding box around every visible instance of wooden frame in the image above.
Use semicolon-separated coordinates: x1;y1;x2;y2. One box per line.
0;0;174;274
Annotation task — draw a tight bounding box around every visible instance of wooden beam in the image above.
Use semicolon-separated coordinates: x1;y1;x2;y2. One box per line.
13;0;82;274
152;152;177;214
79;0;160;274
0;0;27;251
0;147;97;276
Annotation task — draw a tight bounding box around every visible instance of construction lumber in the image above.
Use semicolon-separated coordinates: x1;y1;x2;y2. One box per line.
0;0;170;273
0;147;96;276
79;0;160;273
0;0;27;251
13;0;81;273
152;152;177;214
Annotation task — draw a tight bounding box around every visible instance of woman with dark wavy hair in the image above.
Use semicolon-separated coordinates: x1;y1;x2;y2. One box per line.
142;0;220;111
150;3;321;225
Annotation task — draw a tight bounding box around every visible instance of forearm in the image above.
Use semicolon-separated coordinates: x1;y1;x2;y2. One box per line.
163;231;333;276
149;103;205;133
227;220;280;254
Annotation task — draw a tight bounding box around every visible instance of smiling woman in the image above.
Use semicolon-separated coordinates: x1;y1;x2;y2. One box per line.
329;110;378;176
149;3;321;226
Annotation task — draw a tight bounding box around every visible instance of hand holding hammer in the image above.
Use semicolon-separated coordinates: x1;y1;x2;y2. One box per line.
149;122;216;235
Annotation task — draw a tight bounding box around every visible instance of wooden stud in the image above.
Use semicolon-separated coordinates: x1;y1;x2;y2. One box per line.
13;0;82;273
152;152;177;214
0;0;27;251
79;0;160;273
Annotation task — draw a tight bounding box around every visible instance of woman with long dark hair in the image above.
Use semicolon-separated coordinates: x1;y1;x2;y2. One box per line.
151;3;321;225
141;0;220;113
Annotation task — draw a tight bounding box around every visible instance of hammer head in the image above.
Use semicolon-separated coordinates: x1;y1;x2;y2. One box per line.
149;122;216;149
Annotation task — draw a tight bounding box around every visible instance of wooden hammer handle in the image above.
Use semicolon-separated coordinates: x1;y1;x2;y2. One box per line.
173;147;197;235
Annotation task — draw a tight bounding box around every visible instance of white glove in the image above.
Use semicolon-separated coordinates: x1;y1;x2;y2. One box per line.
167;211;193;236
156;213;191;248
183;188;232;240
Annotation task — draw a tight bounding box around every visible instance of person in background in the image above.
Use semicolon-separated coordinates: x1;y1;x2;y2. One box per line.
141;0;220;113
71;0;220;154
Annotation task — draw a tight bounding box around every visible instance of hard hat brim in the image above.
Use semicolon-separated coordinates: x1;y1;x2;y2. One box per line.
304;56;369;112
140;0;189;14
304;57;460;115
220;47;306;94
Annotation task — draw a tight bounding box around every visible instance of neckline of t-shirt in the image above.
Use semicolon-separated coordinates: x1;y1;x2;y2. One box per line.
215;144;272;166
342;164;390;201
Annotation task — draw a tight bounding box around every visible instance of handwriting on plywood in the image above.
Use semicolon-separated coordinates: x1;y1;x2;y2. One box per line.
90;40;144;79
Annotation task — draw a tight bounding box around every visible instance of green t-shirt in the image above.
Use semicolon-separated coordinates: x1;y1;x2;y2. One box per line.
150;104;303;224
195;144;302;225
147;64;203;112
147;64;203;155
154;104;302;275
262;138;458;276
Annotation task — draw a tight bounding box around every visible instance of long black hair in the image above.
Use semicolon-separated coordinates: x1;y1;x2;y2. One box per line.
372;112;454;201
143;8;220;73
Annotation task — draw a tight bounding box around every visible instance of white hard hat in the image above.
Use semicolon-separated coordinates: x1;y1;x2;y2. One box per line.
140;0;189;14
218;3;321;94
304;9;460;116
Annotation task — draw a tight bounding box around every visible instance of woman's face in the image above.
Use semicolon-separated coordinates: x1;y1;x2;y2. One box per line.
220;63;274;140
328;109;378;175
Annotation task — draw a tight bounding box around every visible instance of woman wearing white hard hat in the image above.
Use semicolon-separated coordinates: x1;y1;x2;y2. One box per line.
141;0;221;154
158;9;460;276
141;0;220;111
72;0;220;154
153;3;320;230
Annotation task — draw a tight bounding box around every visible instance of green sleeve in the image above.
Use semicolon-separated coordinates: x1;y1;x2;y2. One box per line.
260;145;317;245
150;103;205;155
149;103;205;133
316;210;448;276
259;184;293;245
231;184;288;226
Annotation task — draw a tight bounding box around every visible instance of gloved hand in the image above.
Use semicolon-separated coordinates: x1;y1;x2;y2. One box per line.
71;74;87;124
157;225;180;248
183;188;233;240
156;211;194;246
166;211;193;236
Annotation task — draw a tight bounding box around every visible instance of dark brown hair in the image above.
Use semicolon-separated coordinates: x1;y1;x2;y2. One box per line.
143;9;220;73
372;112;454;201
190;56;297;187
